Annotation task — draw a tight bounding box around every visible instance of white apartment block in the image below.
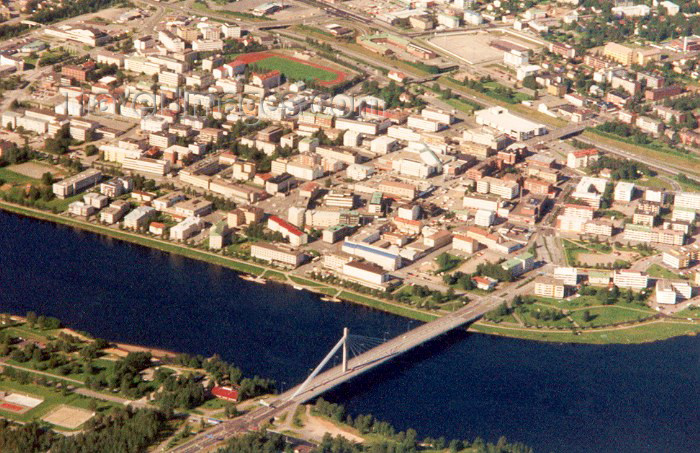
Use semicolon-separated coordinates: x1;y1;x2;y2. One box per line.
251;243;305;268
170;216;204;241
614;182;635;202
52;169;102;199
123;206;155;230
655;279;692;305
476;176;519;200
534;276;566;299
613;270;649;290
675;192;700;211
553;267;578;286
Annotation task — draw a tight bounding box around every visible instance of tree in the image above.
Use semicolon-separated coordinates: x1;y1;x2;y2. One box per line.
41;172;53;186
582;310;593;323
26;311;37;328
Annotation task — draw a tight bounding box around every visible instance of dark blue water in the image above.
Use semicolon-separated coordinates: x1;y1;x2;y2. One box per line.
0;210;698;452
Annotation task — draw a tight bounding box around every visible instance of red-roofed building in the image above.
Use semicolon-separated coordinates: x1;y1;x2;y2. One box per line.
268;215;308;246
299;181;320;198
252;70;282;90
149;222;166;236
254;172;273;186
567;148;599;169
211;386;239;401
393;216;422;235
473;275;497;290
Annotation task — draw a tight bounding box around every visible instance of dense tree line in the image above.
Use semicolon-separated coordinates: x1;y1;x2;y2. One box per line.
587;155;654;180
50;408;168;453
156;374;209;412
0;420;56;453
311;399;533;453
30;0;125;25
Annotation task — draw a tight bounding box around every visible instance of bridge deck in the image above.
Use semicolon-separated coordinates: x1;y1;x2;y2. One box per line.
172;297;500;453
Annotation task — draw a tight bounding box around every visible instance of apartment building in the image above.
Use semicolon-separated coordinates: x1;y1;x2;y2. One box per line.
534;276;566;299
566;148;599;169
268;215;308;247
342;239;401;271
100;200;129;224
122;157;171;176
123;206;156;230
662;249;691;269
476;176;520;200
655;279;692;305
613;270;649;289
52;169;102;199
675;192;700;211
614;182;635;202
623;224;685;246
341;260;390;291
378;180;417;200
251;243;305;268
170;216;204;241
603;42;635;65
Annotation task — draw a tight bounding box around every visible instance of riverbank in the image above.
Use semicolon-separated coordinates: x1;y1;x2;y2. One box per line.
0;200;437;323
2;200;699;345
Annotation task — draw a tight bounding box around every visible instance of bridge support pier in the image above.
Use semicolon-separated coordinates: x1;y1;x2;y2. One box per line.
342;327;348;373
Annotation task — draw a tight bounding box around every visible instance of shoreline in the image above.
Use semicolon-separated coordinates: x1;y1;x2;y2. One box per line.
1;200;698;345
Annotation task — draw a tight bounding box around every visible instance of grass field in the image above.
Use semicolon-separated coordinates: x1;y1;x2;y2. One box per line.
569;306;653;327
0;167;37;184
583;130;700;178
444;97;481;115
673;306;700;319
252;56;338;82
471;319;700;344
338;291;438;322
562;239;588;266
646;264;687;280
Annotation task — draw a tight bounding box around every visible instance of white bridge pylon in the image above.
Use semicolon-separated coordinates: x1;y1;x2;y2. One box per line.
288;328;386;401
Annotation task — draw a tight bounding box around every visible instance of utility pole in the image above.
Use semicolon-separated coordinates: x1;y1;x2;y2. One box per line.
342;327;349;373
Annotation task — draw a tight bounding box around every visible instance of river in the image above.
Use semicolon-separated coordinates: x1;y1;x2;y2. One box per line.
0;210;697;452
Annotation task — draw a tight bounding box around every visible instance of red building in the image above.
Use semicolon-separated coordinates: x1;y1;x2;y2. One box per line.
61;61;96;82
645;85;682;101
211;386;239;401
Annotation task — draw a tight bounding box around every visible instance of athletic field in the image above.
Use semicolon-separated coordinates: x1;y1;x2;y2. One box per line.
233;52;348;86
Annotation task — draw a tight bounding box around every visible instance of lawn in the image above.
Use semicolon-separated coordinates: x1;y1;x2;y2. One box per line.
338;291;437;322
569;306;653;327
262;270;287;281
562;239;588;266
471;319;700;344
636;176;673;191
534;295;654;313
251;56;338;82
646;264;687;280
289;275;325;287
583;130;700;178
444;97;481;115
673;306;700;319
0;167;37;184
516;307;573;328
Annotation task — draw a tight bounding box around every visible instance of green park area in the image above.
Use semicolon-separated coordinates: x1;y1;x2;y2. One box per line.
473;290;700;344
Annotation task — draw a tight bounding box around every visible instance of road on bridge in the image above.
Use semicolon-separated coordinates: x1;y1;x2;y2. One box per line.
171;296;504;452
